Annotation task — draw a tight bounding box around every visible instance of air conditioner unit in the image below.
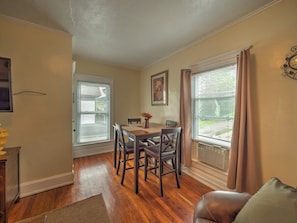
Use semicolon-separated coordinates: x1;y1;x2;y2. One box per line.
198;142;229;172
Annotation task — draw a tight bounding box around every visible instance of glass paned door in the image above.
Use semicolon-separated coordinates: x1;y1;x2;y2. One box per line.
76;81;110;144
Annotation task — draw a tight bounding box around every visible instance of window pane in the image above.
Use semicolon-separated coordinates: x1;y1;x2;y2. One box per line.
192;64;236;143
81;101;95;112
77;81;110;143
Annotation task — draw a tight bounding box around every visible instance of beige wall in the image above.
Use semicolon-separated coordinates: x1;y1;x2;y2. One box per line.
1;0;296;194
0;16;73;188
140;0;297;186
0;15;141;195
74;56;141;125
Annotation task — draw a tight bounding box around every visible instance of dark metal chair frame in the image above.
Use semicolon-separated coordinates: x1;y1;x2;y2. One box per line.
128;118;141;124
114;123;145;185
165;120;178;127
147;120;178;145
144;127;181;196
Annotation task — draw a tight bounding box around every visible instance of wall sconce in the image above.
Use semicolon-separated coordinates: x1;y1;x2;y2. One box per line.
282;45;297;80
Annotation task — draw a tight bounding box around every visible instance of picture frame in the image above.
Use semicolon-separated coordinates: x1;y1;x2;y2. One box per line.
0;57;13;112
151;70;168;105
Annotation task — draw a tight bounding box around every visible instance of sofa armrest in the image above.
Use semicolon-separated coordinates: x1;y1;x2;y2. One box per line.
193;191;251;223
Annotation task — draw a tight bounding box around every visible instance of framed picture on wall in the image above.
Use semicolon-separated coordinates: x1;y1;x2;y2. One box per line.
151;70;168;105
0;57;13;112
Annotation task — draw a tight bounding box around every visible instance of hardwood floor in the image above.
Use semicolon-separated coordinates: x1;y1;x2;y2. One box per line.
8;152;212;223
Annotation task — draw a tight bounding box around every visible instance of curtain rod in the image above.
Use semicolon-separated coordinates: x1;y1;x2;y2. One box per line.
185;45;253;70
241;45;253;51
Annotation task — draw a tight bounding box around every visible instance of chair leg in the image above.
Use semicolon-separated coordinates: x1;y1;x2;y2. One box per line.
154;159;157;174
171;159;176;169
174;158;180;188
175;170;180;188
116;150;122;175
144;154;148;181
121;153;127;185
159;160;164;197
171;159;175;168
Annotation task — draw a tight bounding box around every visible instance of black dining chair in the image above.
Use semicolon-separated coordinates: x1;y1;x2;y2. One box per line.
144;127;181;196
114;123;146;185
147;120;178;145
128;117;150;144
165;120;178;127
128;118;141;124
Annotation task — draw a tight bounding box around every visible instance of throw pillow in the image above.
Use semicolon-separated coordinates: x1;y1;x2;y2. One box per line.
233;177;297;223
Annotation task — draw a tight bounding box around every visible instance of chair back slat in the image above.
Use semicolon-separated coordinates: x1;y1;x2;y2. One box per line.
159;127;181;154
144;126;182;196
165;120;178;127
115;123;126;149
128;118;141;124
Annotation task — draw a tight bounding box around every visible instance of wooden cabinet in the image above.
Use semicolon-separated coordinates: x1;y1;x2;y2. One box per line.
0;147;20;223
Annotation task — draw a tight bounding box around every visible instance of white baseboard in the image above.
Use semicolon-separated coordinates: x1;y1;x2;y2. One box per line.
182;161;229;191
73;141;114;158
20;143;114;197
20;171;74;197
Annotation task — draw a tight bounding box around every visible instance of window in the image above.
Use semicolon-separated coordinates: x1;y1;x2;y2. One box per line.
73;74;113;145
192;62;237;146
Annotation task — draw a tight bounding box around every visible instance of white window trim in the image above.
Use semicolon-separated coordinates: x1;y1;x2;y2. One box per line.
191;49;241;148
190;49;240;74
72;73;114;147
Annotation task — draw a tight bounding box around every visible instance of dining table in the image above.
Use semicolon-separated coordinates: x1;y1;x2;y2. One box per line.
113;122;181;194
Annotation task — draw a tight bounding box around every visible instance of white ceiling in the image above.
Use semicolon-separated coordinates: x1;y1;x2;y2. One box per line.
0;0;277;70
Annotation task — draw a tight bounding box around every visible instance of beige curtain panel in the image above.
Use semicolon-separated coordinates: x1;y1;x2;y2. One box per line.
227;49;261;194
179;69;192;167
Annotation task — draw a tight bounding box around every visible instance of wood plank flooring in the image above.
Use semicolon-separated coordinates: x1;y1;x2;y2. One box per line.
8;152;212;223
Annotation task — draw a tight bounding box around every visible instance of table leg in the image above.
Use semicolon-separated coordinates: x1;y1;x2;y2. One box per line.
113;127;118;168
178;132;182;175
134;137;139;194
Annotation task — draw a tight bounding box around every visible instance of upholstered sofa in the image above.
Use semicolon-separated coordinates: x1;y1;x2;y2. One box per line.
193;177;297;223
